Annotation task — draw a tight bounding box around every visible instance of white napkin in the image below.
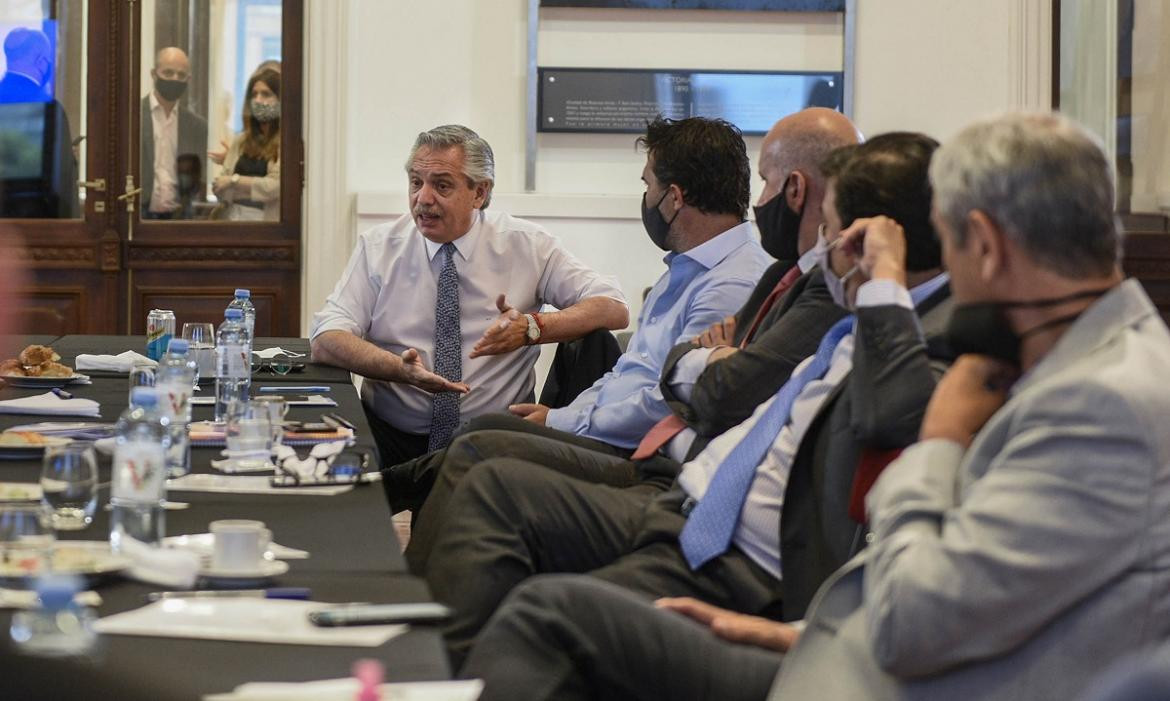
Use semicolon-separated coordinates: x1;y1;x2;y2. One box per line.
94;599;406;647
119;536;201;588
0;392;100;417
75;351;157;373
204;679;483;701
252;347;306;359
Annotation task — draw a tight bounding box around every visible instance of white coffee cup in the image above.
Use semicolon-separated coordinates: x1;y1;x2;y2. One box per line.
210;519;271;571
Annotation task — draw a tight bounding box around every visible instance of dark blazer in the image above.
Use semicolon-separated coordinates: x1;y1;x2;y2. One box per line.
139;95;208;212
538;329;623;409
660;267;848;458
777;284;953;620
0;72;47;103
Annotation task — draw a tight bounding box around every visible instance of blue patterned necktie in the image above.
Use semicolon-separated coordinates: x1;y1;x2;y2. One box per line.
679;315;856;570
428;243;462;451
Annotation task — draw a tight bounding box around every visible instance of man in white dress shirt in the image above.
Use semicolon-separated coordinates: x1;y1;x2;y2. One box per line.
311;124;629;464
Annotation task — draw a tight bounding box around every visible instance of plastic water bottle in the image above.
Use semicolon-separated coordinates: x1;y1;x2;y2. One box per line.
9;575;96;657
109;387;170;553
156;338;196;478
215;308;251;423
228;289;256;343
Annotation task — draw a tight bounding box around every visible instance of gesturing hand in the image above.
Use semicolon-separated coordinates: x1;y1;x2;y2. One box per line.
471;294;528;358
696;316;737;348
919;354;1017;447
508;402;550;426
400;348;470;395
656;597;800;653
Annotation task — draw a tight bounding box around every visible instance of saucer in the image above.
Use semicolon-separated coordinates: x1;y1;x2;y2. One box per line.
199;558;289;585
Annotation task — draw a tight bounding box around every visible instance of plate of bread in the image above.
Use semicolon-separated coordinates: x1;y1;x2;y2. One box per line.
0;430;72;459
0;345;84;388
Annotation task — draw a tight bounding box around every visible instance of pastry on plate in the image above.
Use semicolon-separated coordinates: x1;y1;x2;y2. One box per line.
19;345;59;366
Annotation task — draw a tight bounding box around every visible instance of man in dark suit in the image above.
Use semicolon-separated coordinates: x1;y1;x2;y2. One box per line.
397;109;861;574
0;27;51;104
140;46;208;219
428;132;951;668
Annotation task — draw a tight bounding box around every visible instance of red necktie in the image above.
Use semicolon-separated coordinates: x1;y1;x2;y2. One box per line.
739;265;802;348
848;448;905;524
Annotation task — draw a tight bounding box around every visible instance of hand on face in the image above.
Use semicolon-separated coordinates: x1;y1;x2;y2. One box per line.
470;294;527;358
839;215;908;287
919;354;1017;447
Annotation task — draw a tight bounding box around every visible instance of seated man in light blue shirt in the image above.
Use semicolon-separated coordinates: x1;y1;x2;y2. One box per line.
386;116;773;570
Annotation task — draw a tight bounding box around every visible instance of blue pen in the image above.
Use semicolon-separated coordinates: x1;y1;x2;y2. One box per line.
258;386;331;393
51;387;73;400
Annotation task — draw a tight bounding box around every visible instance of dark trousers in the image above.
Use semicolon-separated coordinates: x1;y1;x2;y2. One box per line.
363;403;430;467
400;413;658;574
425;458;784;669
462;575;781;701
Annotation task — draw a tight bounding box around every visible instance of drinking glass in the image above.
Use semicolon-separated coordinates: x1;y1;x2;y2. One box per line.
40;444;98;531
127;362;155;403
252;396;288;449
182;323;217;382
224;400;272;470
0;504;54;587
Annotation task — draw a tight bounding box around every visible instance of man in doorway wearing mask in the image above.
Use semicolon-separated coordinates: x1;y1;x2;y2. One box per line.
461;113;1170;701
430;132;952;668
397;109;860;574
383;116;772;569
140;46;208;219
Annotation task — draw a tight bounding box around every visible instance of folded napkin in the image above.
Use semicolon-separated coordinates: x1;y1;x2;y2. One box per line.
119;536;201;589
0;392;100;417
75;351;157;373
252;347;306;359
204;679;484;701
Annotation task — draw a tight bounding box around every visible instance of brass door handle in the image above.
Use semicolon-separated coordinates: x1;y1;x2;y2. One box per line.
79;178;106;191
116;187;142;201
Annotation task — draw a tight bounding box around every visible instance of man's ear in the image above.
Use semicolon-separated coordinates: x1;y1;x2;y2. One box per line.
473;181;491;209
668;183;686;214
784;171;807;214
966;210;1007;282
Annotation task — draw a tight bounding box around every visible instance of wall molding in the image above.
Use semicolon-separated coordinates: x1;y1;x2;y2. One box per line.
1008;0;1053;111
302;1;354;335
356;191;643;222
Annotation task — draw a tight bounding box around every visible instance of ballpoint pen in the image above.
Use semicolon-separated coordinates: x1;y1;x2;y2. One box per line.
51;387;73;400
326;412;356;430
147;587;311;602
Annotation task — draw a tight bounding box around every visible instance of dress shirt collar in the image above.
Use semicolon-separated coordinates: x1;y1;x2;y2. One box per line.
796;243;821;274
423;210;483;262
664;221;753;270
148;90;171;116
909;272;950;307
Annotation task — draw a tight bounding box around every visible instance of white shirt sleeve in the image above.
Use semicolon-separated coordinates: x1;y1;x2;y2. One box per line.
309;234;377;340
535;238;627;310
855;278;913;310
668;346;718;403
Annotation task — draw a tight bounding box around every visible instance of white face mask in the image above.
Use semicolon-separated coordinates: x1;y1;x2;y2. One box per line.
819;234;859;310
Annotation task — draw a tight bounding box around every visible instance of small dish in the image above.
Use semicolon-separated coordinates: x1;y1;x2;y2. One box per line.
1;374;88;389
198;558;289;585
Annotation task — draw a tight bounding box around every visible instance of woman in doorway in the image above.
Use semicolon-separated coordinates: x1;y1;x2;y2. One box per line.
212;66;280;221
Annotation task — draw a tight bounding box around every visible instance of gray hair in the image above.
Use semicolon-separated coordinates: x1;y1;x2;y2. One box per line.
929;112;1120;277
405;124;495;208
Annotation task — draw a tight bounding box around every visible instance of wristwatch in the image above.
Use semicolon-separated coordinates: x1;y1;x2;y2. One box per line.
524;313;543;345
230;173;241;185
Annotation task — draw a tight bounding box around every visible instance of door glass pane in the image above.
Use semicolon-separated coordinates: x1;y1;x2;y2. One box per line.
139;0;281;222
0;0;86;219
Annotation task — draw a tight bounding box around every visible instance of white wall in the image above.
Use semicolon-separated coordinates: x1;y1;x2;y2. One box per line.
304;0;1051;348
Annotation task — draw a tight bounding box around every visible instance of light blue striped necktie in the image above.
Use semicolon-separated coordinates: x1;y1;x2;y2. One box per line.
679;315;855;570
428;243;462;451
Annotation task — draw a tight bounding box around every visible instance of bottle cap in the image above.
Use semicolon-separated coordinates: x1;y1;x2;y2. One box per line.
167;338;189;354
234;289;251;298
36;574;82;609
225;309;244;320
130;386;160;408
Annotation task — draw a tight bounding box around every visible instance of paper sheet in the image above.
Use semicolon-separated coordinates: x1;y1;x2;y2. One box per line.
167;473;354;496
94;599;406;647
204;679;483;701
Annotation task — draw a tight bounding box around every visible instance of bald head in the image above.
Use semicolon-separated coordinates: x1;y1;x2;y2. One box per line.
3;27;51;82
155;47;190;73
755;108;862;257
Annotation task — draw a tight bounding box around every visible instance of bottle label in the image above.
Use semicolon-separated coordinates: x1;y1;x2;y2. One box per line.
156;380;191;422
216;344;250;377
111;441;166;502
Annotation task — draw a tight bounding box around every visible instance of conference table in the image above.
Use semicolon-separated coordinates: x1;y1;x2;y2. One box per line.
0;336;451;699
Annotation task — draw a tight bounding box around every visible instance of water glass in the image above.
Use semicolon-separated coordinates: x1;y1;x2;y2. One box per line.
127;362;155;403
40;444;98;531
252;396;288;448
0;504;54;587
224;400;272;470
182;322;217;382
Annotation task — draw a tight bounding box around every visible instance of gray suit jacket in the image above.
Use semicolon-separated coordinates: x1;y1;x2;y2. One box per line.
770;280;1170;700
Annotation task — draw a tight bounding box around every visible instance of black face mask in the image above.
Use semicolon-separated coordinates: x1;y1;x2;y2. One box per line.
945;287;1113;367
641;190;679;252
753;193;801;262
155;77;188;102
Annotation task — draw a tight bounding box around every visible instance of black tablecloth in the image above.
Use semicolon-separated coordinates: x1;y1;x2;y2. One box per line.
50;335;355;384
0;337;449;698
